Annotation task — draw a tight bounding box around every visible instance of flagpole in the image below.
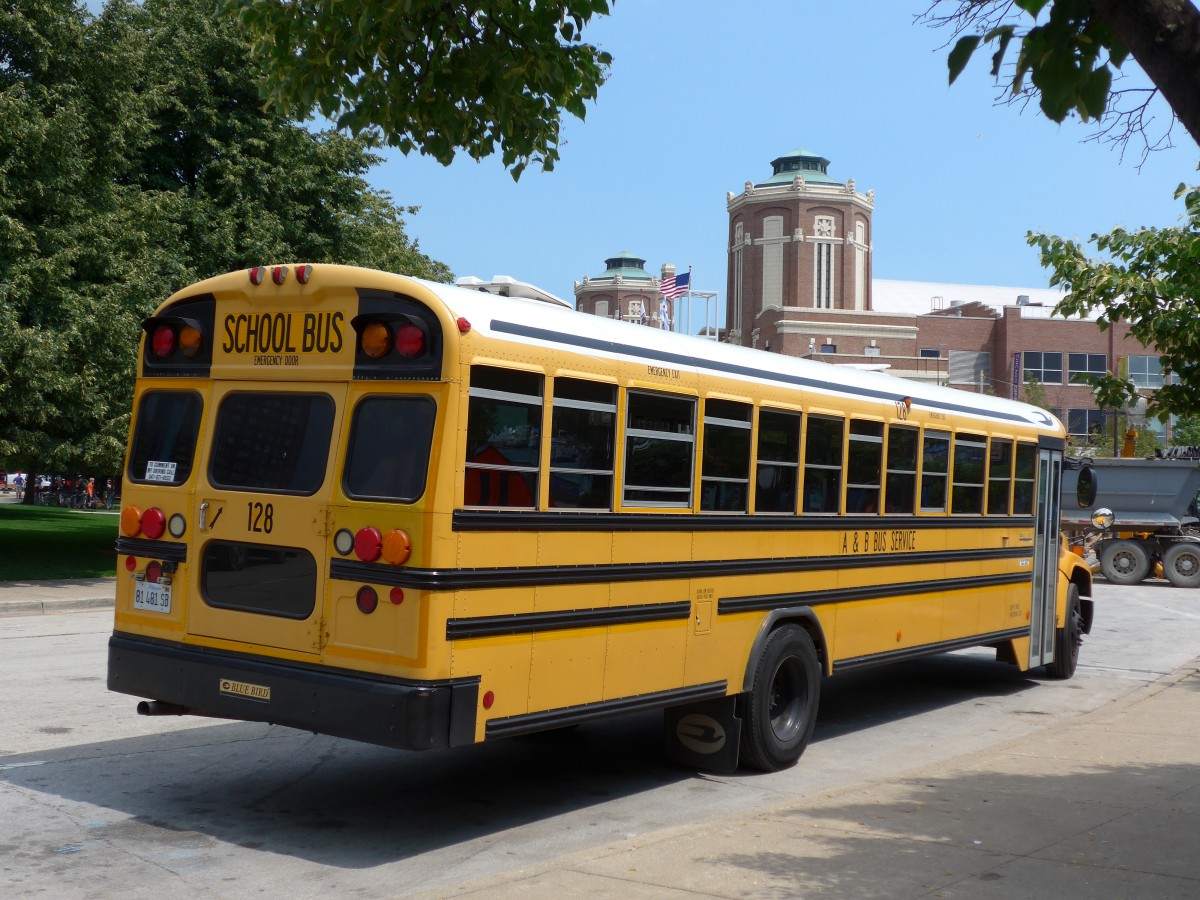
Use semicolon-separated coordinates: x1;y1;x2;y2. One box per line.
687;265;693;337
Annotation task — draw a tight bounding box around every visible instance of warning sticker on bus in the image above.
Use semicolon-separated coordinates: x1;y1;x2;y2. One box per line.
144;460;177;482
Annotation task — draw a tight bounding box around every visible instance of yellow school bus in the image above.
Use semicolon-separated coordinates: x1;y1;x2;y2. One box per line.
107;264;1094;771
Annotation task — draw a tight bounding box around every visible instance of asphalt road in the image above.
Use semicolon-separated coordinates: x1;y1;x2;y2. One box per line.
1;579;1197;898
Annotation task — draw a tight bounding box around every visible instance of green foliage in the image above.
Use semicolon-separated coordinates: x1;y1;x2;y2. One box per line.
1030;176;1200;421
1171;415;1200;446
0;0;450;479
943;0;1128;125
1022;374;1049;410
219;0;614;180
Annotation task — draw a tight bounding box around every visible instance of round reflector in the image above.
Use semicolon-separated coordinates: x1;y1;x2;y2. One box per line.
141;507;167;540
120;506;143;537
145;561;163;584
125;555;137;572
354;526;382;562
178;326;203;358
333;528;355;555
389;587;405;605
394;323;425;358
482;691;495;710
356;586;378;614
381;529;412;565
151;325;177;358
361;322;391;358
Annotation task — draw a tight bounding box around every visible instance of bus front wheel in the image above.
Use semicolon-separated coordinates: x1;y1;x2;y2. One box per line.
740;625;820;772
1045;583;1082;680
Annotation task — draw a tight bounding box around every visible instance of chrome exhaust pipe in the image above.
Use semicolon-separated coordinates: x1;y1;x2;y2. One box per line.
137;700;190;716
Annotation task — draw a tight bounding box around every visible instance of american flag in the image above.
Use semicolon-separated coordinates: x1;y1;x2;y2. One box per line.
659;271;690;299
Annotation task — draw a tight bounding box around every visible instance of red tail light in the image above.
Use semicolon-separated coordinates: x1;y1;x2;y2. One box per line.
145;561;163;584
353;527;382;562
151;325;177;358
395;323;426;358
141;507;166;540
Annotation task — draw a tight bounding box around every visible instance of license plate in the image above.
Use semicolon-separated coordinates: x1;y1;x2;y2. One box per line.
133;581;172;614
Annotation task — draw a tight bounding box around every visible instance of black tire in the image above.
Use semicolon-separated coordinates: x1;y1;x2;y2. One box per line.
740;625;821;772
1162;543;1200;588
1099;539;1151;585
1046;583;1083;679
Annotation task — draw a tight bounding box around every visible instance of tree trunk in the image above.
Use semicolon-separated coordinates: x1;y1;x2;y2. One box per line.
1091;0;1200;147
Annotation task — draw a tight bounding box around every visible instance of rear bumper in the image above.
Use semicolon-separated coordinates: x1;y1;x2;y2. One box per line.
107;633;479;751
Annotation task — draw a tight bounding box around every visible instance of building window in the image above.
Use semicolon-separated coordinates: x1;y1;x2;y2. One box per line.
627;299;644;321
594;300;609;318
863;345;881;356
820;342;837;354
1068;353;1107;384
1128;355;1164;388
919;348;940;359
762;216;784;310
949;350;991;386
1067;408;1108;439
814;241;834;309
1023;351;1063;384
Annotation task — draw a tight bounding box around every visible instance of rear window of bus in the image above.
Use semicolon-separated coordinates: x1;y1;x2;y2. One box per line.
128;390;203;485
209;393;335;494
343;396;436;502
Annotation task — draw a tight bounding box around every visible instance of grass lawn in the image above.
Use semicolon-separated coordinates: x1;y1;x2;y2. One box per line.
0;504;119;581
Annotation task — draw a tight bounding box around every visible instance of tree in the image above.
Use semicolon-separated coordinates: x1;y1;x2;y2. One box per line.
1029;179;1200;420
0;0;450;483
218;0;614;180
925;0;1200;157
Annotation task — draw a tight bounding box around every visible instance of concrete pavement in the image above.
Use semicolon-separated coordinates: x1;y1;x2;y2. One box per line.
1;578;1197;897
426;661;1200;898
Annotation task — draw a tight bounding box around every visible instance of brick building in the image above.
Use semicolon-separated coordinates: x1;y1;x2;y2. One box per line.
722;148;1167;444
573;251;676;329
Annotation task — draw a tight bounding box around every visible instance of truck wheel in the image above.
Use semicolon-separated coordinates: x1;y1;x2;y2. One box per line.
1045;584;1082;679
739;625;820;772
1162;543;1200;588
1100;539;1150;585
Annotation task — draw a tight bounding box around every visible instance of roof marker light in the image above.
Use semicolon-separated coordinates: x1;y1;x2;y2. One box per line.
296;264;313;284
272;266;288;285
457;317;472;333
248;266;265;285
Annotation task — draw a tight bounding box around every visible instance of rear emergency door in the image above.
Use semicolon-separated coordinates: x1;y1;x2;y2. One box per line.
187;382;346;655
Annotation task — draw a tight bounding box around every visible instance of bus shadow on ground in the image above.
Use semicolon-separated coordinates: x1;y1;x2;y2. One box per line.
1;651;1043;870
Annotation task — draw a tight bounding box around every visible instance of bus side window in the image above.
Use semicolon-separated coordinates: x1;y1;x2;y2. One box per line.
846;420;883;514
884;424;918;514
755;410;801;514
803;416;844;514
987;439;1014;514
701;399;752;513
464;366;543;508
1012;442;1037;514
623;391;695;508
549;378;616;510
920;430;951;512
951;434;987;514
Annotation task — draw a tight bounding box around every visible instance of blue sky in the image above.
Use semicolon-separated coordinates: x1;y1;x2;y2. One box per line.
371;0;1198;323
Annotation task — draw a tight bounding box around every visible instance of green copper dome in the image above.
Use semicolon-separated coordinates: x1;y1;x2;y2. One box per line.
758;147;841;186
595;251;653;281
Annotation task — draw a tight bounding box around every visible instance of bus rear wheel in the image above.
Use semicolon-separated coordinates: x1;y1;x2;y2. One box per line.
740;625;820;772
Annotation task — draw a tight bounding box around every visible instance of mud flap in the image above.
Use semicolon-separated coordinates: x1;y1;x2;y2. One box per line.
663;695;742;773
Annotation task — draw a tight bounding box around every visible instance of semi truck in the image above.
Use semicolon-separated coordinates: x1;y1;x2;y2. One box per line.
1061;454;1200;587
